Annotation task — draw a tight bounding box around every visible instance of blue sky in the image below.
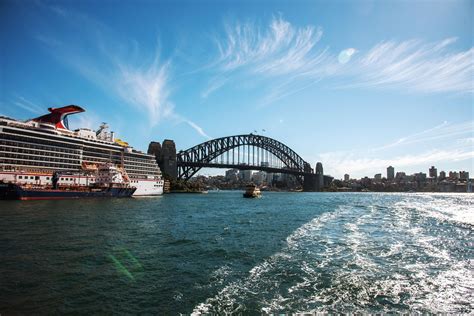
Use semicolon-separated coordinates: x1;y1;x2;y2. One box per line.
0;0;472;178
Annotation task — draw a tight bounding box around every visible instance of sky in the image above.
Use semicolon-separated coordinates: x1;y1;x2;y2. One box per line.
0;0;473;179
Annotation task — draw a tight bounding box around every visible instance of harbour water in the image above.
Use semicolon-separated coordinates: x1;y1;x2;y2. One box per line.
1;192;472;314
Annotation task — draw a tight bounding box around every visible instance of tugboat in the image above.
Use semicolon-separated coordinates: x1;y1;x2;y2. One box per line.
243;184;262;198
0;163;136;200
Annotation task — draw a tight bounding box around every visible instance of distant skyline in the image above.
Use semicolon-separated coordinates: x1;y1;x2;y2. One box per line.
1;0;472;178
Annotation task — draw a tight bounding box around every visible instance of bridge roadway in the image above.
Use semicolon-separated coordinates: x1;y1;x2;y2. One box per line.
179;161;311;177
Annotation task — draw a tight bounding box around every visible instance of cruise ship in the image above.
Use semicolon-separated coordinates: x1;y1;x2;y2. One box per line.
0;105;164;196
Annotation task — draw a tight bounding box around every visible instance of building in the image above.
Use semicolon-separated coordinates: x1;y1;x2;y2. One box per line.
252;171;267;185
225;169;239;181
414;172;427;182
460;171;470;180
395;172;406;180
449;171;459;179
429;166;437;178
344;174;350;181
439;171;446;180
374;173;382;181
387;166;395;180
239;169;253;182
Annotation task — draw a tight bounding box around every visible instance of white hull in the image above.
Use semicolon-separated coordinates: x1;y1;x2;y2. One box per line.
0;172;164;196
130;179;164;196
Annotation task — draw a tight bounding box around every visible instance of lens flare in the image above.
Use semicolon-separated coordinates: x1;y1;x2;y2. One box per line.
338;48;356;64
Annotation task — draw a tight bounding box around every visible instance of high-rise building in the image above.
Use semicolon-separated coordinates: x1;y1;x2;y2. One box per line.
344;174;350;181
429;166;437;178
252;171;266;185
460;171;470;180
395;172;406;180
239;170;253;181
439;171;446;180
387;166;395;180
374;173;382;181
449;171;459;179
225;169;239;181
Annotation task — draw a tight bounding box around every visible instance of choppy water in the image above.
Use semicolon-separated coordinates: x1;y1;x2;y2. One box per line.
1;192;473;314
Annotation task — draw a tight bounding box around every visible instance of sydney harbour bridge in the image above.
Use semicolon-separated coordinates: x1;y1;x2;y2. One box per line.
148;134;332;191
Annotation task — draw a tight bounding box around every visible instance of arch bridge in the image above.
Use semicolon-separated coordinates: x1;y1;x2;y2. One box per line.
175;134;326;191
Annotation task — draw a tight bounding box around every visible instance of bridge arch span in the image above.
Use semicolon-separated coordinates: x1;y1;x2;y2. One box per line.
177;134;312;181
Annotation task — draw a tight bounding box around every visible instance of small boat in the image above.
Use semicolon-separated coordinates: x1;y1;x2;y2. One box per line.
243;184;262;198
0;163;136;200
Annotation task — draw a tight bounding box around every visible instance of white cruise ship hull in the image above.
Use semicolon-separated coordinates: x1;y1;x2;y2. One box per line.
131;179;164;196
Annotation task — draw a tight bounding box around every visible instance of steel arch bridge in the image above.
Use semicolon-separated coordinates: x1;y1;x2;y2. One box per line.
177;134;313;182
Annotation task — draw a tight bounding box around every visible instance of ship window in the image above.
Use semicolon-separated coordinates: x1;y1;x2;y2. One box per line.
35;176;39;180
30;176;34;179
46;177;50;180
19;176;22;179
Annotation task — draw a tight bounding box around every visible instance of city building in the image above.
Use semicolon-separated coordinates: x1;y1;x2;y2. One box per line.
387;166;395;180
449;171;459;179
429;166;437;178
374;173;382;181
439;171;446;180
460;171;470;180
252;171;267;185
239;169;253;182
344;174;350;181
225;169;239;182
395;172;406;180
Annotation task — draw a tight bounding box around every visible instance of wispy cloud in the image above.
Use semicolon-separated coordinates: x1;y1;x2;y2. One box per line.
317;120;474;178
372;121;474;151
116;57;174;123
216;16;326;75
33;5;210;139
184;119;212;139
203;16;332;98
204;17;473;102
13;96;44;114
341;38;474;94
320;148;474;178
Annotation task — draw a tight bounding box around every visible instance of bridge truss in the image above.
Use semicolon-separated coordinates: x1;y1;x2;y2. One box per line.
177;134;313;181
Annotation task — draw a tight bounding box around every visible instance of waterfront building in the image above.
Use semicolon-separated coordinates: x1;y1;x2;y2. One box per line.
251;171;267;185
395;172;406;180
429;166;437;178
460;171;469;180
344;174;350;181
239;169;253;182
439;171;446;180
387;166;395;180
374;173;382;181
449;171;459;179
266;172;274;184
225;169;239;182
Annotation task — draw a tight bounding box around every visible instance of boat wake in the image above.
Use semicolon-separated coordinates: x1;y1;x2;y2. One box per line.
192;194;473;314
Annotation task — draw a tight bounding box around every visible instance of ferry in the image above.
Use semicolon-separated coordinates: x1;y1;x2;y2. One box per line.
0;163;136;200
0;105;164;196
243;184;262;198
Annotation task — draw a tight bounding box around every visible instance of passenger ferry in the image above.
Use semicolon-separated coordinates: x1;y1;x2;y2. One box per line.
0;105;163;196
243;184;262;198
